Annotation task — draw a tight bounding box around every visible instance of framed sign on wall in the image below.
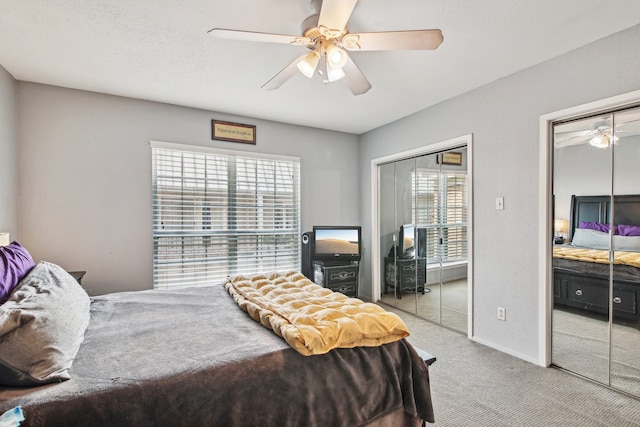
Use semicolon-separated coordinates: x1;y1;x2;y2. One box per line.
441;152;462;166
212;120;256;144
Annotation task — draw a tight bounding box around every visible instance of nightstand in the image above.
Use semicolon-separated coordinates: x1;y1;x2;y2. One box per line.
68;271;86;284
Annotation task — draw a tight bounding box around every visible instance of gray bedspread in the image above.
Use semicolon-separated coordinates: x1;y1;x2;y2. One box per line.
554;257;640;282
0;284;434;426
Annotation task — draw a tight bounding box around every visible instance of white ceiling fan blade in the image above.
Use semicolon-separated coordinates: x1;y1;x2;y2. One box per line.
209;28;312;46
555;127;608;147
341;29;444;51
554;130;592;143
616;116;640;136
262;53;308;91
342;55;371;96
554;135;592;148
318;0;358;38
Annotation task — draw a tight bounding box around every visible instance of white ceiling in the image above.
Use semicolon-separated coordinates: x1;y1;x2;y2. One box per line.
1;0;640;135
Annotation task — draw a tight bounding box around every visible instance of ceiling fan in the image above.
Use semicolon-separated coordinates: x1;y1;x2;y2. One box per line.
555;125;618;149
208;0;443;95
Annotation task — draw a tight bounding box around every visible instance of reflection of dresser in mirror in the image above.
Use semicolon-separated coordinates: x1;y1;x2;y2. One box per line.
384;225;429;298
384;257;427;298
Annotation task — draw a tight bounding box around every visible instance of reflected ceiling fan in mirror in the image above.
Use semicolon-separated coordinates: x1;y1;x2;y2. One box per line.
554;109;640;149
208;0;443;95
556;125;618;149
587;128;619;149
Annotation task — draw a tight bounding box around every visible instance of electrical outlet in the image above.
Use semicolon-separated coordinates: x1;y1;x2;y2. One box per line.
497;307;506;321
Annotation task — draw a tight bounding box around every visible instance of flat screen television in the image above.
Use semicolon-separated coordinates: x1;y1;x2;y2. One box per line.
398;224;427;259
312;226;361;262
399;224;415;258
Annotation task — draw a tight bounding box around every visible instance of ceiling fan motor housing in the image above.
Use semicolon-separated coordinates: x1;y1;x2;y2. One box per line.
301;13;322;40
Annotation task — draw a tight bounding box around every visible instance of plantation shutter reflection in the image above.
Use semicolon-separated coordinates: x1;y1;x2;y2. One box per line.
152;144;300;289
413;169;468;264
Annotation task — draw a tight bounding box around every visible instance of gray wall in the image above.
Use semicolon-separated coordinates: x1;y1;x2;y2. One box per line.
0;65;18;238
358;24;640;362
16;83;359;295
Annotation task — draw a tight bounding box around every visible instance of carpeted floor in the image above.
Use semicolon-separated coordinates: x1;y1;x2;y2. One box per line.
382;306;640;427
380;279;468;333
553;308;640;397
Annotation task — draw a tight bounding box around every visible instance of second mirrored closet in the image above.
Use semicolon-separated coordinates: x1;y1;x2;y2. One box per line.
552;105;640;398
378;147;469;334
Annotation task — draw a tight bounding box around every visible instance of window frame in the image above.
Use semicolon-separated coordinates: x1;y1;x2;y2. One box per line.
150;141;301;289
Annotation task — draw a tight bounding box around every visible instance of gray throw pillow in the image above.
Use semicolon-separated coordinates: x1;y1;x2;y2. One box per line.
0;261;91;386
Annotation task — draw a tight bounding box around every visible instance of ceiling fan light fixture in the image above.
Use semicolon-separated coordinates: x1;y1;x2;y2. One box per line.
589;133;619;149
325;44;348;69
326;64;346;82
297;51;320;78
589;135;605;148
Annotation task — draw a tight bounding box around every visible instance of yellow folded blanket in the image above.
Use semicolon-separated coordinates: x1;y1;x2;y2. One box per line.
225;271;410;356
553;246;640;269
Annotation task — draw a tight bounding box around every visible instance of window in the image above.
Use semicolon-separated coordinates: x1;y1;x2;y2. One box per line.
412;169;468;264
151;142;300;289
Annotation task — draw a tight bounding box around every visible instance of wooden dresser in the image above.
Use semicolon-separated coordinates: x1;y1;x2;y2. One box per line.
317;263;359;298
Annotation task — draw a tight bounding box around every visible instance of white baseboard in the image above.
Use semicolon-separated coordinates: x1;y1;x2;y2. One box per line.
472;336;542;366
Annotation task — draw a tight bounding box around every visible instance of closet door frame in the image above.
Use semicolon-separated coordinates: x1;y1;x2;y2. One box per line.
538;89;640;367
370;134;474;339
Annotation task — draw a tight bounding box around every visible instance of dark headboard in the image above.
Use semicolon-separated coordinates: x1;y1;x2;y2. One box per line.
569;194;640;241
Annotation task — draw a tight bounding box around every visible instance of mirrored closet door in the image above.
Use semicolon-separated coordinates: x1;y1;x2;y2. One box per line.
552;106;640;397
611;107;640;397
378;148;469;333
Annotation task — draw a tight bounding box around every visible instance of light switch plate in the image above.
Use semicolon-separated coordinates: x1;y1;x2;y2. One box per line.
496;197;504;210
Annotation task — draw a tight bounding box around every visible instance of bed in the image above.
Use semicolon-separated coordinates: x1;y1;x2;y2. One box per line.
0;259;434;426
553;194;640;323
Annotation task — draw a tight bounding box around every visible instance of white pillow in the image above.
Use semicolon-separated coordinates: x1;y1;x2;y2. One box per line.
0;261;90;386
613;235;640;252
571;228;610;250
571;228;640;252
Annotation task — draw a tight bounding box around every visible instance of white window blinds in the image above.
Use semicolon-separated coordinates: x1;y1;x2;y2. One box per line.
151;142;300;289
412;169;468;264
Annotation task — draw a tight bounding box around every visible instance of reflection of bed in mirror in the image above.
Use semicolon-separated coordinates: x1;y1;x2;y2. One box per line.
553;194;640;323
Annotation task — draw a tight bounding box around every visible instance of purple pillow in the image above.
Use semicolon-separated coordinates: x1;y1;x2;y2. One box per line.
579;221;611;233
619;224;640;237
0;241;36;304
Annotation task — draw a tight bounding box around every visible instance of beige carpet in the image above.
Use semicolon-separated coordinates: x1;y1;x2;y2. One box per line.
552;308;640;397
381;305;640;427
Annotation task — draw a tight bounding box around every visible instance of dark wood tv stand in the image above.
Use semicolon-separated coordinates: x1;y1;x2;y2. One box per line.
314;261;359;298
384;257;428;298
